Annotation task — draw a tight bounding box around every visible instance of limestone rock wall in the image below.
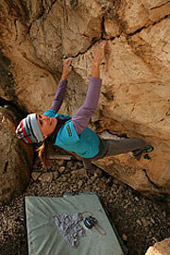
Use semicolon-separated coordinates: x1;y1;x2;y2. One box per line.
0;105;33;204
0;0;170;195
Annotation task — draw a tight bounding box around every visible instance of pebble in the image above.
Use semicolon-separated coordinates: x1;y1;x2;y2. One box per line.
71;165;77;170
162;211;166;217
153;203;160;211
84;186;90;191
53;171;59;179
150;218;155;224
72;168;87;177
94;169;103;178
136;219;142;226
91;175;97;181
57;159;65;166
98;182;107;189
87;179;93;185
31;172;41;181
111;184;118;190
74;161;83;168
78;180;84;188
106;177;113;184
141;217;149;227
66;161;73;168
124;204;129;209
58;166;65;174
122;234;128;241
62;176;67;181
142;200;146;205
113;179;120;185
38;173;53;182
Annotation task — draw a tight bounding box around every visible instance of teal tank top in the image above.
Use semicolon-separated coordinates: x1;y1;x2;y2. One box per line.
43;109;99;158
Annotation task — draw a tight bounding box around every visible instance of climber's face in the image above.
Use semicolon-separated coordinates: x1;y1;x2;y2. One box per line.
37;114;57;139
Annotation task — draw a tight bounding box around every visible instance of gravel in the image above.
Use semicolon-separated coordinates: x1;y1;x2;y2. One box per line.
0;156;170;255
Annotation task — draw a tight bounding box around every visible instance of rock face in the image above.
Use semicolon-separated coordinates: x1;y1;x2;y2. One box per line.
0;105;33;204
0;0;170;195
145;238;170;255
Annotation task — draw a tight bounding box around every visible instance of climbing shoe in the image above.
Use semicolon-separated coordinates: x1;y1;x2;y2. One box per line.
143;145;154;153
143;154;151;160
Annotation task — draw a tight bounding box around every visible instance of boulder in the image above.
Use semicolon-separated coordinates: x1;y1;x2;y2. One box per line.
145;238;170;255
0;105;33;204
0;0;170;195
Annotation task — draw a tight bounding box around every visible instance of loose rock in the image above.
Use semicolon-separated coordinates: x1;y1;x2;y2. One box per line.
58;166;65;174
38;173;53;182
72;168;88;178
31;172;41;181
93;169;103;178
145;238;170;255
122;234;128;241
57;160;65;167
53;171;59;179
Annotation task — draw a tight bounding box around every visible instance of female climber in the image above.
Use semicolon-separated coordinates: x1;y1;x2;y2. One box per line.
15;41;153;168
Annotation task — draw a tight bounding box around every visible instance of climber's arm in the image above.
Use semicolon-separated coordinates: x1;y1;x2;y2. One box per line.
50;58;73;112
71;41;107;135
71;77;102;135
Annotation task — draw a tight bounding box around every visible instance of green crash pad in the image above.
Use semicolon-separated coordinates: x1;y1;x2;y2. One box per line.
24;193;125;255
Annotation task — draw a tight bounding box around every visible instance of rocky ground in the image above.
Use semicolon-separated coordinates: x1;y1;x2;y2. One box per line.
0;155;170;255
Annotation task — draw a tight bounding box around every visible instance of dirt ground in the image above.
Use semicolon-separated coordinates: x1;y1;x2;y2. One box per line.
0;156;170;255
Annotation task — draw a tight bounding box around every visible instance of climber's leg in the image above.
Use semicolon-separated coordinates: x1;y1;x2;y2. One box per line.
93;136;148;160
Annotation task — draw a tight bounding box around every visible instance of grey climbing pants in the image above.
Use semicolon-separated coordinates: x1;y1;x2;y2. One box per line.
82;137;146;169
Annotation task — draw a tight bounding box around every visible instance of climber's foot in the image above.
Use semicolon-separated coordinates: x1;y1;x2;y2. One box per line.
132;145;154;161
143;145;154;153
143;154;151;160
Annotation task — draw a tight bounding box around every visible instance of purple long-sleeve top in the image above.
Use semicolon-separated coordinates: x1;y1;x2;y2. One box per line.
50;77;102;135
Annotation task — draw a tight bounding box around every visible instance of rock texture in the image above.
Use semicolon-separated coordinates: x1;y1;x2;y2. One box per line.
0;105;33;204
145;238;170;255
0;0;170;195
